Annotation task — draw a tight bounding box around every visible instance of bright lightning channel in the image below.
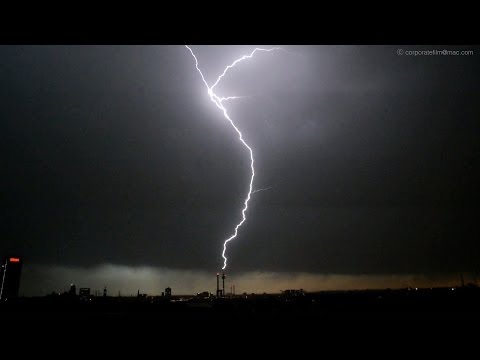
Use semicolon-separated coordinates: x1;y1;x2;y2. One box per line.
185;45;283;270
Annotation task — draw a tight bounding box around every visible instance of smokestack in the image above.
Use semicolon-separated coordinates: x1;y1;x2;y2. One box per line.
233;284;235;296
222;272;225;298
216;273;220;297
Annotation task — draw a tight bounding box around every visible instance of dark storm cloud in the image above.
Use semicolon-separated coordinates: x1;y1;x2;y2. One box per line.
2;46;479;285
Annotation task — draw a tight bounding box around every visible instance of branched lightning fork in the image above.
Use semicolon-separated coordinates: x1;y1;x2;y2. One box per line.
251;186;272;194
219;96;247;103
185;45;283;270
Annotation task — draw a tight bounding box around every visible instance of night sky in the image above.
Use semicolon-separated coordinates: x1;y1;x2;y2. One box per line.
1;45;479;295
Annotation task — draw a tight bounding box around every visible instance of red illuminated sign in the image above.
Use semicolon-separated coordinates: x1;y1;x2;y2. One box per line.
9;257;20;263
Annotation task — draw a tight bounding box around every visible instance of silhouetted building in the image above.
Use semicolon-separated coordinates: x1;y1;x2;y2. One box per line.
196;291;211;299
79;288;90;299
137;289;148;299
103;286;107;297
69;283;77;296
165;287;171;297
0;257;23;301
283;289;305;297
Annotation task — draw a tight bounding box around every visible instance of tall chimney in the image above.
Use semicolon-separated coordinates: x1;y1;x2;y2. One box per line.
216;273;220;297
222;272;226;298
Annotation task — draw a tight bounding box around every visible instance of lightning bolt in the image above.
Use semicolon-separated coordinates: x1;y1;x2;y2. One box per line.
185;45;284;270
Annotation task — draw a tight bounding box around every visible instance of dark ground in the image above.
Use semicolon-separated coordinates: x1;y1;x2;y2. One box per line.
2;289;479;346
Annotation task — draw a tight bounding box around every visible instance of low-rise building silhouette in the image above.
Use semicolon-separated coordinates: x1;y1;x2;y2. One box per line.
79;288;91;300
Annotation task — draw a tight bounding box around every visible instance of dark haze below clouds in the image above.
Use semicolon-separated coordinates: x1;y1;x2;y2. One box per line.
1;45;479;276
